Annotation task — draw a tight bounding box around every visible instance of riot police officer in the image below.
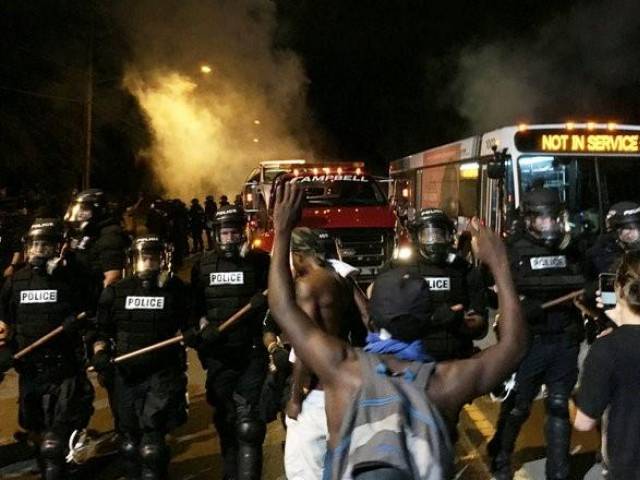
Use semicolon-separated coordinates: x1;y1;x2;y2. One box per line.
64;188;128;292
91;235;189;479
586;201;640;276
488;189;585;480
0;219;94;479
380;208;489;361
189;205;270;480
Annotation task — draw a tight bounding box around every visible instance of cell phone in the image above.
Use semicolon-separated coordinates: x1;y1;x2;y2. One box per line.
599;273;617;306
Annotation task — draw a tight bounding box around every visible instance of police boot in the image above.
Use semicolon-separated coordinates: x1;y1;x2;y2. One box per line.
139;434;170;480
545;392;571;480
120;433;141;479
236;420;266;480
39;432;65;480
488;402;529;480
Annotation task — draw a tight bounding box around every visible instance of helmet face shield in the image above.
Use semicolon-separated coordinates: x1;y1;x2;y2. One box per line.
617;223;640;250
131;237;167;280
527;208;566;244
64;202;93;231
417;226;451;247
216;224;244;257
27;239;57;267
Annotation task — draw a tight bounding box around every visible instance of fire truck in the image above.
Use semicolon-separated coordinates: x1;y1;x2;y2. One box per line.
243;160;396;283
389;122;640;245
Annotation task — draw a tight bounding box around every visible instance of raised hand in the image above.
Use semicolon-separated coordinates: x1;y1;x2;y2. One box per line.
468;217;507;269
273;180;304;234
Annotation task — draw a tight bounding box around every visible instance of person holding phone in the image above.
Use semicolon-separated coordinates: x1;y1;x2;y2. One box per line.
574;251;640;479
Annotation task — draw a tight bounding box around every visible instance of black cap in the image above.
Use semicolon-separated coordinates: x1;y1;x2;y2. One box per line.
370;269;432;340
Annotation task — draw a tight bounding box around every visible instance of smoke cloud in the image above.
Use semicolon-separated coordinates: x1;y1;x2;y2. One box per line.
455;0;640;132
118;0;315;200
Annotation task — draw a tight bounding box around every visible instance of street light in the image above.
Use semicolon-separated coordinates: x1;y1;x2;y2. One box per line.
200;65;212;74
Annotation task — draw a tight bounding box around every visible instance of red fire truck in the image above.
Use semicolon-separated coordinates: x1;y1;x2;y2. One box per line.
243;160;396;283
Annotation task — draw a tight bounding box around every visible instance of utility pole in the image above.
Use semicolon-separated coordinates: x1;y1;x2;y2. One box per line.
83;2;94;190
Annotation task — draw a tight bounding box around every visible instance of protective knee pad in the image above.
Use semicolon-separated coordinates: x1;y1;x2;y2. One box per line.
546;393;569;419
119;434;141;479
236;420;266;446
140;435;170;480
40;431;65;480
40;431;64;460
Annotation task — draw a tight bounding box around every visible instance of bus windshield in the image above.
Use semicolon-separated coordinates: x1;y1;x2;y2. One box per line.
518;155;640;236
296;175;387;206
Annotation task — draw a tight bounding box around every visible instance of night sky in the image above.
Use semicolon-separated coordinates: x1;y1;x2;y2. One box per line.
2;0;639;198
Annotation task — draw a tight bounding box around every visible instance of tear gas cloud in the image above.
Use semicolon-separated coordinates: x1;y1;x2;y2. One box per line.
119;0;315;200
455;0;640;132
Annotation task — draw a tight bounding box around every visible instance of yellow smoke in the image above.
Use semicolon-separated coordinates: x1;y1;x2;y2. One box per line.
125;69;305;200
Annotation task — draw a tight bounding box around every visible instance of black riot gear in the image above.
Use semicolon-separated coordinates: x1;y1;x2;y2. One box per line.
410;208;455;264
24;218;63;269
64;188;108;234
521;189;567;248
606;201;640;251
215;205;247;259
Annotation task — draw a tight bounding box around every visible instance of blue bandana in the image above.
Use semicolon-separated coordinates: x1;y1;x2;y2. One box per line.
364;333;433;363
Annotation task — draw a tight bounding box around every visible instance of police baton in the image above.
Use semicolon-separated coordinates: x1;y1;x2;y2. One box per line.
93;289;268;368
540;289;585;309
13;312;87;360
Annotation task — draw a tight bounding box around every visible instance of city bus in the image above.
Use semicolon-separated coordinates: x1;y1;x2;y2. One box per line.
389;123;640;241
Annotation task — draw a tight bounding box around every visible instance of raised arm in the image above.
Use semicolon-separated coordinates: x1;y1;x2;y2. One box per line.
431;219;528;410
268;182;350;385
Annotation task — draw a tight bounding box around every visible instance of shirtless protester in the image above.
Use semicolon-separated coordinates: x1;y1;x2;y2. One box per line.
284;226;364;480
268;181;527;479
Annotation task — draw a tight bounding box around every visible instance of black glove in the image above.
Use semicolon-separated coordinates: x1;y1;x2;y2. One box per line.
249;292;268;310
200;323;221;345
0;348;14;373
430;304;464;330
62;314;87;334
182;327;202;349
520;298;545;323
271;346;290;373
90;350;112;374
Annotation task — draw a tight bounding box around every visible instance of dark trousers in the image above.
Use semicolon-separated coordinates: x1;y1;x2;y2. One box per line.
202;348;268;480
489;335;579;480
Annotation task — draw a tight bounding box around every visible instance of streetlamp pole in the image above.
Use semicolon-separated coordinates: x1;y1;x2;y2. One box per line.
83;2;94;190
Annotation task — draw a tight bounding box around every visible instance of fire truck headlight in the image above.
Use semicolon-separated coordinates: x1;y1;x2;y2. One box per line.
393;245;413;260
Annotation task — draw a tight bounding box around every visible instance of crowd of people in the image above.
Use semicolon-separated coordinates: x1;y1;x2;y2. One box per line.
0;179;639;480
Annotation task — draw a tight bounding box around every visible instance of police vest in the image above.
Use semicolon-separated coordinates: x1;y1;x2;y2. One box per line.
11;266;78;366
390;257;473;361
508;234;584;334
198;251;267;351
110;277;184;373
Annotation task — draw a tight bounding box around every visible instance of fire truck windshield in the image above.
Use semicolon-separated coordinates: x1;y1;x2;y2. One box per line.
518;155;640;235
297;175;387;206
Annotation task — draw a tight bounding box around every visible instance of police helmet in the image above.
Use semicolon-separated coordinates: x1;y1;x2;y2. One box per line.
130;235;170;282
25;218;64;268
521;189;566;246
410;208;455;263
606;201;640;251
215;206;246;257
64;188;107;232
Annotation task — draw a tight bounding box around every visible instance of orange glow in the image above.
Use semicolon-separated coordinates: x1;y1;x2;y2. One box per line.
355;167;362;175
337;167;343;174
246;192;253;203
313;168;319;175
323;167;330;174
293;168;299;176
566;122;575;130
402;188;409;198
518;123;528;132
608;122;617;131
587;122;596;130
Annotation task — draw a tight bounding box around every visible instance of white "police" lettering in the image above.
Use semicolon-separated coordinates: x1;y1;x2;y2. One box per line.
209;272;245;286
20;290;58;304
125;296;165;310
424;277;450;291
530;255;567;270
